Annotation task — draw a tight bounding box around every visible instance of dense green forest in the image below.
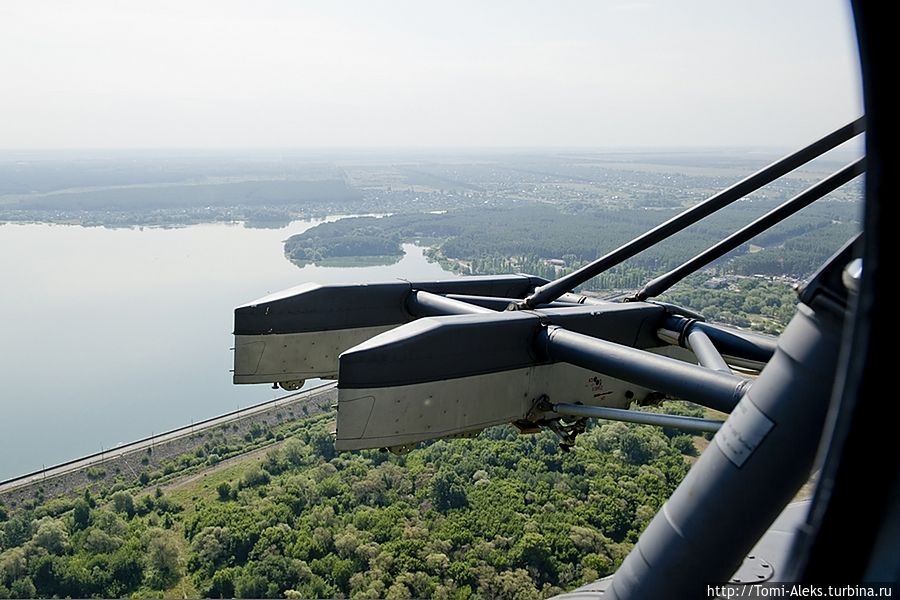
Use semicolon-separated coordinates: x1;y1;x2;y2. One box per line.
282;200;857;333
0;403;701;599
285;219;405;264
659;275;798;334
286;201;858;277
0;154;860;597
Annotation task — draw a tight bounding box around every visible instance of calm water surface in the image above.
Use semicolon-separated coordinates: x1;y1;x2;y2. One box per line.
0;220;456;479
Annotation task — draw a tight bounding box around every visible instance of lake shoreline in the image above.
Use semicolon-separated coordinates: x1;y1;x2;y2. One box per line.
0;218;457;480
0;385;337;508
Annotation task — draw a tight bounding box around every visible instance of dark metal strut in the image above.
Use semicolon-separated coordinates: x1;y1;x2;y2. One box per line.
633;158;866;301
523;118;865;308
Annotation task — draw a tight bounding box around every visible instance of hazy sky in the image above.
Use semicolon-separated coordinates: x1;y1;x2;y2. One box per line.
1;0;863;150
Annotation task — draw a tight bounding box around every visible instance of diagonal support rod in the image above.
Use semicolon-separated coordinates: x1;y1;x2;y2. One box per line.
685;328;731;373
632;158;866;301
552;402;724;433
523;117;865;308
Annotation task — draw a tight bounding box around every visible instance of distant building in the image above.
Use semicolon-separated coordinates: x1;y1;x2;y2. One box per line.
703;277;729;289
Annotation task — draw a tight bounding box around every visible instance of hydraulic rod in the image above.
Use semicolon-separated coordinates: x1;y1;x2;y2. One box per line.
552;402;723;433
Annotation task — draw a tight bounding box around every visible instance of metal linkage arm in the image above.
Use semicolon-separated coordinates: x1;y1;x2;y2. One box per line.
523;117;865;308
658;316;777;370
685;328;731;373
552;402;723;434
538;325;751;413
633;158;866;301
443;294;583;311
406;290;495;316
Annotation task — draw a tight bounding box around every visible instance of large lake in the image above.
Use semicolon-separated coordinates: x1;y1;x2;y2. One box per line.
0;220;457;480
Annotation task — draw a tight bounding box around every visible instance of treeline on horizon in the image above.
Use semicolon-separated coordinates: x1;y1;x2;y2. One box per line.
14;180;360;211
284;200;859;282
0;158;349;197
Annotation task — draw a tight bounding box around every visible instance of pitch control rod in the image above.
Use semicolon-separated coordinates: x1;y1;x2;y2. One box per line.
552;402;723;433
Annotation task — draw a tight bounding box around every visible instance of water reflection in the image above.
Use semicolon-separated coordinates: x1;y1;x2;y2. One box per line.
0;220;457;479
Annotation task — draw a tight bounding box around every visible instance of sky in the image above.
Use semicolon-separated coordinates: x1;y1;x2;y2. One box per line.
0;0;863;150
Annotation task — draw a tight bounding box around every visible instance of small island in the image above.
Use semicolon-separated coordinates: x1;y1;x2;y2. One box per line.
283;217;405;266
